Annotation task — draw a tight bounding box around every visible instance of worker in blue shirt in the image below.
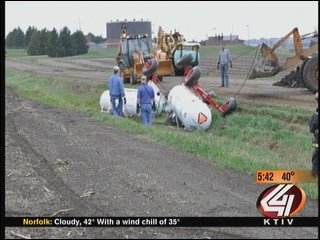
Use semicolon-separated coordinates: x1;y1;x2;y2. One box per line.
136;76;156;125
108;65;126;116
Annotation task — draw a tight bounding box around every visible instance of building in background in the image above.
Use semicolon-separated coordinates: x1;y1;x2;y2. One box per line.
106;19;152;46
205;34;244;46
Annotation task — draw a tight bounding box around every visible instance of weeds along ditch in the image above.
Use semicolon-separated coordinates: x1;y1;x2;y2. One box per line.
5;68;317;198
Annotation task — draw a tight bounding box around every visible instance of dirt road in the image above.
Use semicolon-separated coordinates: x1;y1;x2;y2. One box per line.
5;88;318;239
5;56;318;238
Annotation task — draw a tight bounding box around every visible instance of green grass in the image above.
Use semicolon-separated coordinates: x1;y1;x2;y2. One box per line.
5;67;318;199
6;48;28;58
6;47;118;60
70;47;118;59
6;70;104;110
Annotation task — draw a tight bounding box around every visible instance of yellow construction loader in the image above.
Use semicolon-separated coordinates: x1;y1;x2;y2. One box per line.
155;26;201;76
116;27;173;84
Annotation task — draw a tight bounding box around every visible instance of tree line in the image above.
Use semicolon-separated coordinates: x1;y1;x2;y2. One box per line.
6;26;104;57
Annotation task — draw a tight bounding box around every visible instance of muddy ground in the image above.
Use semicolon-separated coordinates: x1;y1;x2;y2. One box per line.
5;56;318;239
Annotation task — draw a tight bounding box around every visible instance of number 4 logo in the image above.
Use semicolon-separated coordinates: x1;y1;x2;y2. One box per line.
257;184;306;218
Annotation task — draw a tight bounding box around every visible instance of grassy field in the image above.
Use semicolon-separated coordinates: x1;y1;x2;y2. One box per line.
72;46;118;59
6;44;293;65
5;48;28;58
5;60;317;198
5;47;118;60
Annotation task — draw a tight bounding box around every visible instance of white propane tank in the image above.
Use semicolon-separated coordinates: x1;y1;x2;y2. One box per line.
100;81;165;117
167;85;212;130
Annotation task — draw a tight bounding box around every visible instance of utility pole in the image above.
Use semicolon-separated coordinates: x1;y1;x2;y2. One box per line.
232;25;234;41
246;24;250;46
212;27;216;35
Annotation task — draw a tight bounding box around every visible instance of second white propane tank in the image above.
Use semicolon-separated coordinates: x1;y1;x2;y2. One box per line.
100;81;165;117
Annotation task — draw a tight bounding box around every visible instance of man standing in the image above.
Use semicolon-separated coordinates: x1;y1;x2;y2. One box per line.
136;76;156;126
309;92;318;177
108;65;126;116
133;47;144;64
217;44;232;87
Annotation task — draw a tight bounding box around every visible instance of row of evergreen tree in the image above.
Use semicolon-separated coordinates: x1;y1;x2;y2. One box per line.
5;26;95;57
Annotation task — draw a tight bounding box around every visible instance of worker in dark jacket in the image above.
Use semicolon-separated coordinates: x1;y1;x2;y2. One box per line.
136;76;155;125
309;92;318;177
108;65;126;116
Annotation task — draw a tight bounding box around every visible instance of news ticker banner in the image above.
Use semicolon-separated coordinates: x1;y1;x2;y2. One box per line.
256;170;317;184
4;217;319;227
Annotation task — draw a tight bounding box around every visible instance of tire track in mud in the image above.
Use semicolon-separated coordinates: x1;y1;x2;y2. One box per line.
6;88;134;239
6;110;109;238
5;88;318;239
6;117;105;217
5;90;252;239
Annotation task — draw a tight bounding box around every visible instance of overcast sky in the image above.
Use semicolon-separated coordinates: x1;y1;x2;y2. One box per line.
5;1;318;41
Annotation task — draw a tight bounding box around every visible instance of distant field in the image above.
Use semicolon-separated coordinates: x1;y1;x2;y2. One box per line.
74;46;119;59
6;43;294;66
5;48;28;58
5;47;118;59
199;45;257;58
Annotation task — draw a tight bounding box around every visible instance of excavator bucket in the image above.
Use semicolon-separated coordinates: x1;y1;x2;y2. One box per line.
249;43;280;79
156;60;174;76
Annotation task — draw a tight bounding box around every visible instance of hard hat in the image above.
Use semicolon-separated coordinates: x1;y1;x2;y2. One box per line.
314;92;318;101
113;65;120;71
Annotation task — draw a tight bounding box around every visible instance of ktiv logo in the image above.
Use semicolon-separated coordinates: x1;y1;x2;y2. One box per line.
256;184;306;218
